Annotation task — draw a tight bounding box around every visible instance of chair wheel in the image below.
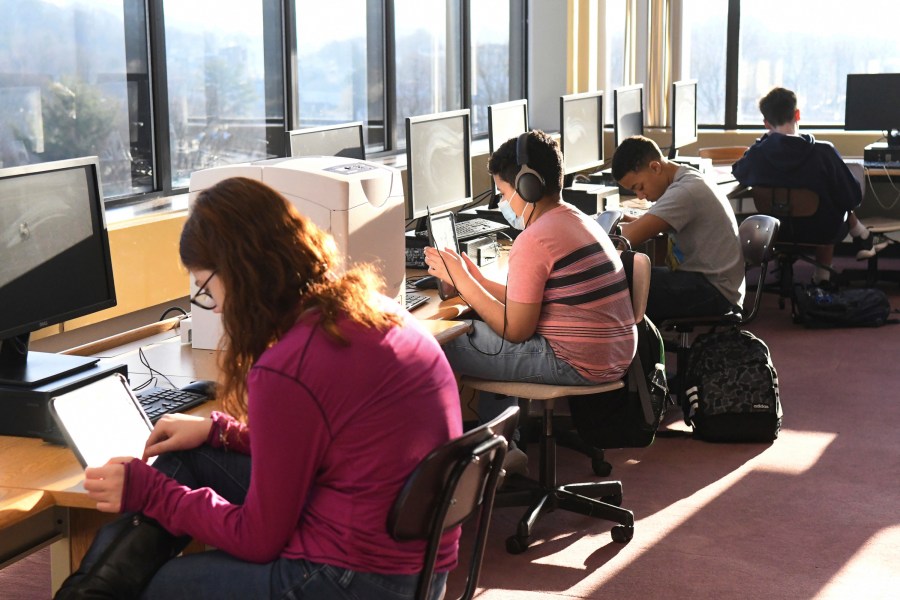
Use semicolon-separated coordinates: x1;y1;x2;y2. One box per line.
506;534;529;554
601;493;623;506
592;457;612;477
611;525;634;543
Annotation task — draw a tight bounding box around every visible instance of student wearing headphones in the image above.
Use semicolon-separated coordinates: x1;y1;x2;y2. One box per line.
424;130;636;470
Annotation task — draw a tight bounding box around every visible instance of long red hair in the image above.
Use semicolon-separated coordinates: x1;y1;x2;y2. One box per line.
180;177;400;421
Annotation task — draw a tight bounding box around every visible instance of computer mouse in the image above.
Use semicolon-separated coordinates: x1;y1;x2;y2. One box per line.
413;275;439;290
180;379;217;397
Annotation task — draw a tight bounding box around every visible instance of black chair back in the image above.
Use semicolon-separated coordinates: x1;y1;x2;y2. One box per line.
738;214;780;324
387;406;519;600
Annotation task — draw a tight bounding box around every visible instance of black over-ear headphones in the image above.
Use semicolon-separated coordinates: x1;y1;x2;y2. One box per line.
515;132;546;203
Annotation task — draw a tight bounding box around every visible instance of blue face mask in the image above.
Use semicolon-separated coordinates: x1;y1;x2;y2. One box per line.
498;193;526;230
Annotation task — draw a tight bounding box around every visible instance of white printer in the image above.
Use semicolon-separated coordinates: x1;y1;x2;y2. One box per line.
187;156;405;350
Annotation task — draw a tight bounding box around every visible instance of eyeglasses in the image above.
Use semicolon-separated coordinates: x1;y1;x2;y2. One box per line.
190;271;217;310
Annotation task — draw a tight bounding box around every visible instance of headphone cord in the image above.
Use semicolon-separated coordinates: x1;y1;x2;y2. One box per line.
464;199;541;357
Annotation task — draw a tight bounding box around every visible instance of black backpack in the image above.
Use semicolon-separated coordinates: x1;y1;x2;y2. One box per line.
682;328;782;443
792;284;893;328
568;250;670;449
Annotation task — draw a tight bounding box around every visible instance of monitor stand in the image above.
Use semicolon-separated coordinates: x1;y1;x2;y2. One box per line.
0;336;100;388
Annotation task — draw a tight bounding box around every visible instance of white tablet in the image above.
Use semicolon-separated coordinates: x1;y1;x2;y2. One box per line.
49;373;155;468
426;211;461;301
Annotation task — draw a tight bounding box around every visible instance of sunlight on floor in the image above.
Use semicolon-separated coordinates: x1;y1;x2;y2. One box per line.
752;429;837;475
817;525;900;598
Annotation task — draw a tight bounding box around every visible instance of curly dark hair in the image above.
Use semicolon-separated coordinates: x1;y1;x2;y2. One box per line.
611;135;663;181
180;177;400;421
487;129;563;195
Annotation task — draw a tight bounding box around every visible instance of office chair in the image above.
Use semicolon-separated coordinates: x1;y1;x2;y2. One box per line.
751;187;838;308
459;251;652;554
660;214;780;400
595;209;624;234
387;406;518;600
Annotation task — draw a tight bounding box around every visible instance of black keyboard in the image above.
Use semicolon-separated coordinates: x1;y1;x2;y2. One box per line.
455;217;508;240
135;387;211;423
405;292;429;311
864;160;900;169
405;246;426;268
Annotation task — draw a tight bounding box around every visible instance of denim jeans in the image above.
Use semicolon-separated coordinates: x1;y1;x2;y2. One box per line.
143;552;448;600
645;267;736;323
74;446;448;600
441;320;592;431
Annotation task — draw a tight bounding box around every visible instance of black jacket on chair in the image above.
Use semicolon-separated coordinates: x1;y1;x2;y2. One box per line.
732;132;861;243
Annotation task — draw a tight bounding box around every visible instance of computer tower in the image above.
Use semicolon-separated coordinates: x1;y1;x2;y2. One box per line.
0;362;129;444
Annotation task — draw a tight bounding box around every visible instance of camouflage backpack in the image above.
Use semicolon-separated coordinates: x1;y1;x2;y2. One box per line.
682;328;782;443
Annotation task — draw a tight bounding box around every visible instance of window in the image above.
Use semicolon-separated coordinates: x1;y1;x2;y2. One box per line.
738;1;900;126
603;0;627;124
3;1;525;206
470;0;513;136
295;1;383;149
393;0;463;147
679;0;728;126
164;0;282;189
0;0;151;198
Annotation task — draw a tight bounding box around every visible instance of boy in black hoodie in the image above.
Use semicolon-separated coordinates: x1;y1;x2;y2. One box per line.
732;86;887;285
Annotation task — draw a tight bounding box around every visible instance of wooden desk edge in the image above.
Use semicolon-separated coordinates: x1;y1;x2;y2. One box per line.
0;488;56;530
421;319;469;345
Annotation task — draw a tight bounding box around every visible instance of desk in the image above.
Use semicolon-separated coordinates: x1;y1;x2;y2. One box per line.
0;313;468;590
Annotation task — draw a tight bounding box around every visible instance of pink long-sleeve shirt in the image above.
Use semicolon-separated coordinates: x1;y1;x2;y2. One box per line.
122;307;463;574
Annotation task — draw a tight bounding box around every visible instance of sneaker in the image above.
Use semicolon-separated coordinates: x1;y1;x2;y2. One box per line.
853;233;890;260
502;446;529;478
812;278;839;292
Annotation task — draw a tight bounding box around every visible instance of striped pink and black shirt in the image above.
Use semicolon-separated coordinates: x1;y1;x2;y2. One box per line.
507;202;636;382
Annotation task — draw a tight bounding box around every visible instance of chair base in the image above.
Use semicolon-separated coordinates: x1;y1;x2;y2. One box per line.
493;406;634;554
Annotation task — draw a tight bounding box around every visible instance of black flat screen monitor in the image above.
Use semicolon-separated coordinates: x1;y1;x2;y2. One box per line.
669;79;698;159
845;73;900;146
487;99;529;198
0;157;116;387
613;84;644;149
405;109;473;221
287;122;366;159
560;91;604;175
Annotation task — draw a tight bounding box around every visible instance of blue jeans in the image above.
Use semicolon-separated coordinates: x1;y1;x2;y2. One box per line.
442;320;592;432
645;267;735;323
75;446;447;600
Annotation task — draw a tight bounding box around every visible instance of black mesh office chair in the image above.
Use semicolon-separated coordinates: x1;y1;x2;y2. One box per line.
751;186;838;308
387;406;518;600
661;214;780;400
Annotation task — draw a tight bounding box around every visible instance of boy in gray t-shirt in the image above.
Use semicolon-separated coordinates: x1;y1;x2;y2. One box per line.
611;135;745;323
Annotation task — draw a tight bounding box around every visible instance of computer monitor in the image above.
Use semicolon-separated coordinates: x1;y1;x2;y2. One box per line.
613;84;644;149
487;99;529;200
404;109;473;222
488;99;529;156
0;157;116;387
668;79;698;159
560;91;604;176
287;122;366;159
845;73;900;147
